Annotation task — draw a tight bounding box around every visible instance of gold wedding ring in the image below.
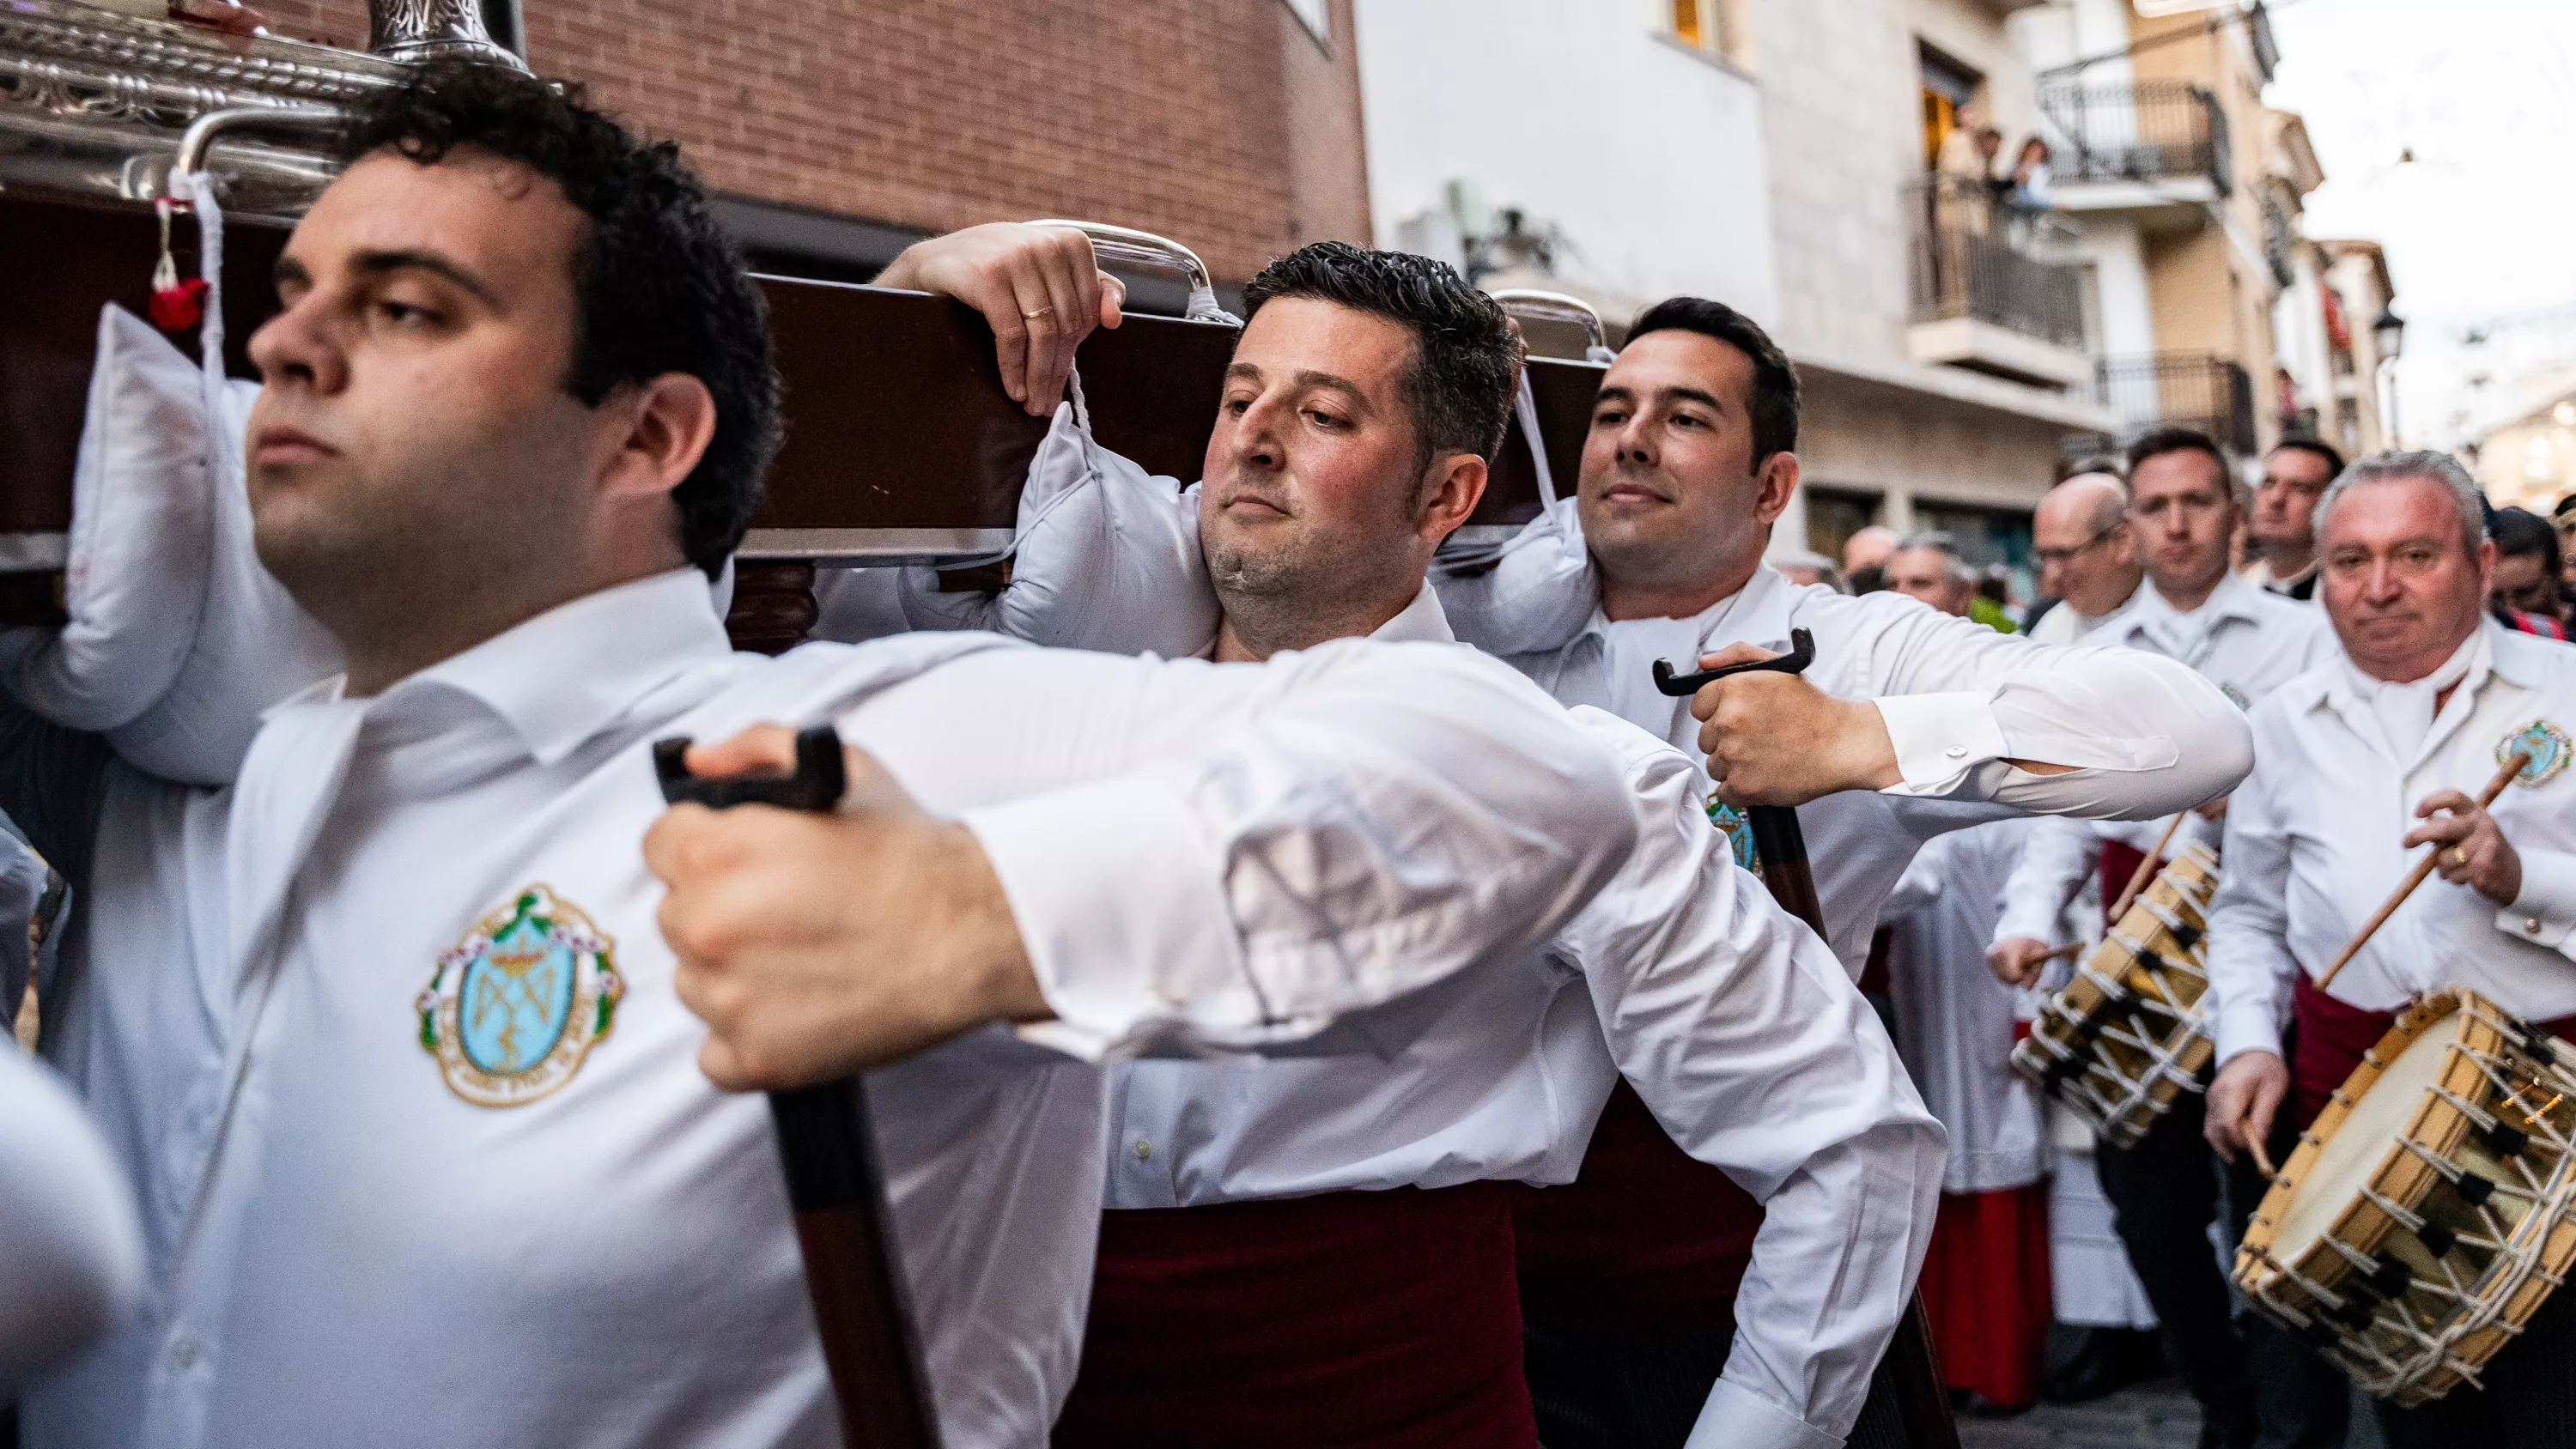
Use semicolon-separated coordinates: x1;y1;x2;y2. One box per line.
1023;306;1055;319
2451;846;2470;867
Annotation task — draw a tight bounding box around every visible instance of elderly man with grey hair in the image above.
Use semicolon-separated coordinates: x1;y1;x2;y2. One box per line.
2026;471;2144;646
2203;449;2576;1446
1883;531;1978;618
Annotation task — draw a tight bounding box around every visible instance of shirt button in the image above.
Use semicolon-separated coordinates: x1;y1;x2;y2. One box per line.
168;1337;201;1370
2527;918;2545;937
1133;1138;1153;1161
1944;746;1966;759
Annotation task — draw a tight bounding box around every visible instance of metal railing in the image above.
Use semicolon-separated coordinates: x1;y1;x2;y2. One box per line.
2071;353;2258;458
2037;80;2232;196
1904;176;2087;351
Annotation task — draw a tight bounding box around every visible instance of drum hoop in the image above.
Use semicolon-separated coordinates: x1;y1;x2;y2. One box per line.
2234;990;2576;1404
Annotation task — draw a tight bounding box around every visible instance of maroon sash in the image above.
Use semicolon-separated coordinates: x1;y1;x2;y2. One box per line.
1509;1082;1764;1337
2289;973;2576;1130
2100;840;2149;925
1054;1183;1535;1448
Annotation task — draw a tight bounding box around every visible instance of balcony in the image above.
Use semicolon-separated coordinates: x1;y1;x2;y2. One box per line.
2037;81;2233;229
1903;177;2091;391
2063;353;2258;461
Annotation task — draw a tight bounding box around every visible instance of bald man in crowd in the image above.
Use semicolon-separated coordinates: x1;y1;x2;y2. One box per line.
2026;472;2144;646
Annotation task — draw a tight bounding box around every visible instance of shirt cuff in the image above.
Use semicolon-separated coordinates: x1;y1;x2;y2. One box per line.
2213;992;2287;1068
961;776;1245;1061
2500;847;2576;954
1874;690;2010;798
1685;1376;1842;1449
1993;897;2061;949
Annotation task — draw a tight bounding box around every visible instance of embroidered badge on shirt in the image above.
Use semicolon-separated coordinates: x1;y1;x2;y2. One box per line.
1706;794;1764;879
2499;719;2573;788
2218;682;2251;711
417;885;623;1107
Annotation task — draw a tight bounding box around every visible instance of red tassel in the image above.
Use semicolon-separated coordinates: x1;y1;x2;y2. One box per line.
150;276;209;333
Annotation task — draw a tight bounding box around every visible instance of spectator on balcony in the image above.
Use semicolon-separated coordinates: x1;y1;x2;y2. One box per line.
1934;109;2002;237
2488;506;2571;639
2010;137;2053;206
2243;436;2344;601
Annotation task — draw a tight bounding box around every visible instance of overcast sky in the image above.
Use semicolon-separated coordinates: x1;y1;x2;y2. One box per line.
2265;0;2576;446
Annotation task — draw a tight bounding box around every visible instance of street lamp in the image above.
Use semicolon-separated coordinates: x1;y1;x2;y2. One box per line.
2372;311;2406;361
2371;312;2406;446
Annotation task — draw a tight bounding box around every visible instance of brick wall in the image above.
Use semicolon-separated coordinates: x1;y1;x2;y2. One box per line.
252;0;1367;282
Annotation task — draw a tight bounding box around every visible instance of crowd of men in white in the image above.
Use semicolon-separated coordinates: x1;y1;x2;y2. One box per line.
2;61;2570;1449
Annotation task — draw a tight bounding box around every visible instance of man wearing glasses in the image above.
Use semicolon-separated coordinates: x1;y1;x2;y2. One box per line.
2024;468;2144;646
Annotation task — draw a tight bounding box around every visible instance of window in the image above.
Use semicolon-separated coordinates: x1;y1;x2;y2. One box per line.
1919;45;1984;171
1803;487;1883;563
1664;0;1749;69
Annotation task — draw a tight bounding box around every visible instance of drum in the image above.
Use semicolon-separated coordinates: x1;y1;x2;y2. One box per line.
2233;990;2576;1406
2010;843;2222;1148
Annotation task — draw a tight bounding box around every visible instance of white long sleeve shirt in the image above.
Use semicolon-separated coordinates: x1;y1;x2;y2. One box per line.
1436;505;2257;975
1991;571;2333;951
893;426;1946;1449
15;568;1639;1449
2205;623;2576;1065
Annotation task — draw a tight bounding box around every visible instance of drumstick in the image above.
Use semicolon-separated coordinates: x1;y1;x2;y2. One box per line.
2026;812;2190;976
2315;748;2531;994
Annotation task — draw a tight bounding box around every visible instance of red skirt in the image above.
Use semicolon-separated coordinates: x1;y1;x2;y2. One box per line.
1915;1185;2052;1411
1053;1183;1536;1449
1509;1082;1764;1336
2291;974;2576;1130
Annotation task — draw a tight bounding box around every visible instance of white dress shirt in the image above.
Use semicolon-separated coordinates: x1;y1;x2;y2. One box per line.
1434;518;2255;976
15;568;1639;1449
1992;572;2333;952
1880;820;2047;1195
2022;580;2143;648
889;441;1947;1449
2206;622;2576;1065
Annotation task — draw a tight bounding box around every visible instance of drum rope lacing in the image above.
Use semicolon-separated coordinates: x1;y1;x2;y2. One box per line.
2248;1028;2576;1403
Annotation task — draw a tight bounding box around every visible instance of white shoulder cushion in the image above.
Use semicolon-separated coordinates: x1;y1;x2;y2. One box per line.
0;305;216;731
106;373;343;786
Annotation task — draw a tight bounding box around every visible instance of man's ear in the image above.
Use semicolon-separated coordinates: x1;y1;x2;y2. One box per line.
599;372;720;503
1752;451;1801;526
1418;453;1490;543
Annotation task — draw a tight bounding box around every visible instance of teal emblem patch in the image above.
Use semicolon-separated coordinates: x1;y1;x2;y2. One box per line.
1707;794;1763;880
2219;682;2251;711
417;885;623;1107
2499;720;2573;789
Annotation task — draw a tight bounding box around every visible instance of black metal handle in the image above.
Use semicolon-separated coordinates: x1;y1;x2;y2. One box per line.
1652;627;1815;696
653;726;939;1449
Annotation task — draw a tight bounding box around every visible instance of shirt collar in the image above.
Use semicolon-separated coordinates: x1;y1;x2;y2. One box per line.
1578;562;1791;652
2314;619;2496;715
2140;568;2268;628
363;567;732;767
1372;583;1456;644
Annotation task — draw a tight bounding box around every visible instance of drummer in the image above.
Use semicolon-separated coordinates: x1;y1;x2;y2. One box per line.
2203;449;2576;1444
1987;424;2335;1448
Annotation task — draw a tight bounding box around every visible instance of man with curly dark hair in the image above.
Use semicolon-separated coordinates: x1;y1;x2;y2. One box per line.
9;60;1654;1449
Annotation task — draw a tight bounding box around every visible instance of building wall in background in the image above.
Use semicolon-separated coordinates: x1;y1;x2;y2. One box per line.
1349;0;1777;326
254;0;1370;283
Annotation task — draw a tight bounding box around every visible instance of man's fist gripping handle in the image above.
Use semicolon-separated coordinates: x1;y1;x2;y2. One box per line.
652;726;939;1449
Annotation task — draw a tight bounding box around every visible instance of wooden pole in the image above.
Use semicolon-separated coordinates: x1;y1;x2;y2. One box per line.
2314;749;2530;994
2111;811;2190;924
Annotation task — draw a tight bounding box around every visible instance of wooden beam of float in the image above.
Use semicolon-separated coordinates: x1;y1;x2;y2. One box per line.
0;191;1605;625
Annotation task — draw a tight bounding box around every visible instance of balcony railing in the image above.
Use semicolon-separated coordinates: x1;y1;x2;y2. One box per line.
1904;177;2087;352
2037;80;2233;196
2068;353;2258;459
